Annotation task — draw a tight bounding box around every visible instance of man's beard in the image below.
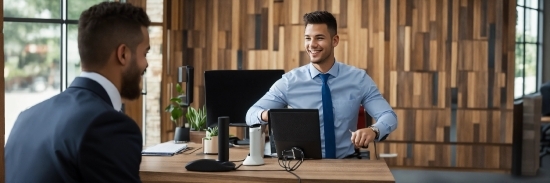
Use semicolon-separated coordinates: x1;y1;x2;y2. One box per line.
120;57;143;100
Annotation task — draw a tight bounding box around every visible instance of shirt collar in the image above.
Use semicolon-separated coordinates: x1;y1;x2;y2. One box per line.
308;59;340;79
79;71;122;111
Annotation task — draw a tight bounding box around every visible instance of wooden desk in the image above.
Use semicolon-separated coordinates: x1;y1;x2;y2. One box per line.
140;145;395;183
542;116;550;123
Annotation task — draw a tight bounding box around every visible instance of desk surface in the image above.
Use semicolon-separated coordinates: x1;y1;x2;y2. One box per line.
140;144;395;183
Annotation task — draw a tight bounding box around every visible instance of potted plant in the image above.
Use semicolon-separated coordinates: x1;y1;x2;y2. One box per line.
203;126;219;154
164;83;190;143
186;105;207;131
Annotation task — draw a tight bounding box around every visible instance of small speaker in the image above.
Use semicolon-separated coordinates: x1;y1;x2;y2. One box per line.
218;116;230;162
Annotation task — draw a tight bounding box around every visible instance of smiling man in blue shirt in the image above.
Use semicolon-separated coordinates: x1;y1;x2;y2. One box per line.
246;11;398;159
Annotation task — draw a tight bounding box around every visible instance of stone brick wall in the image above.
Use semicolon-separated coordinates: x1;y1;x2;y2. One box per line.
144;0;164;147
144;26;162;147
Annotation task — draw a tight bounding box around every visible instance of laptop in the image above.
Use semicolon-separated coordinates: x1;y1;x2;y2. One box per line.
268;108;322;159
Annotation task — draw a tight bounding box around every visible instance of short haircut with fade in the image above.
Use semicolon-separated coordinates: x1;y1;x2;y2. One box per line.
302;11;338;36
78;2;151;69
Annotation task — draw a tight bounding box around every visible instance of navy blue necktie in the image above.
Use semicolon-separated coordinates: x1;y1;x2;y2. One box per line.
320;73;336;158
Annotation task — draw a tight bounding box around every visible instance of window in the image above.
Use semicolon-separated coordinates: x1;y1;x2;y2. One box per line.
143;0;164;147
515;0;543;99
4;0;165;145
3;0;107;142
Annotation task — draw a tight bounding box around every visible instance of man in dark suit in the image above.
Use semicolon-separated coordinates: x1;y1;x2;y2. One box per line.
5;2;150;182
542;81;550;116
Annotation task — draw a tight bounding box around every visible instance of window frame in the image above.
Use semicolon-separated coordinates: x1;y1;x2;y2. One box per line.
2;0;109;92
515;0;544;99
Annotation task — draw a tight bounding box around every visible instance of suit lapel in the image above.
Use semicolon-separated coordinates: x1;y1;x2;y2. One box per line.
69;77;113;107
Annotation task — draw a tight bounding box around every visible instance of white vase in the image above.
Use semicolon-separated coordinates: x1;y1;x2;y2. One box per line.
202;136;218;154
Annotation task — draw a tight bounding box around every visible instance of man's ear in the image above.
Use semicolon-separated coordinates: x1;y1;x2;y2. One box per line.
332;34;339;47
116;44;130;66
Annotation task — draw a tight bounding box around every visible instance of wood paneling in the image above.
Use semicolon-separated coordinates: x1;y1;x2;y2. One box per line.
161;0;517;171
520;95;542;175
1;0;5;180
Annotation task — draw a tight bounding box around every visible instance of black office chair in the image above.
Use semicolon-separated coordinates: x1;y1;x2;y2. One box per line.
349;106;371;159
541;82;550;116
540;124;550;167
539;82;550;167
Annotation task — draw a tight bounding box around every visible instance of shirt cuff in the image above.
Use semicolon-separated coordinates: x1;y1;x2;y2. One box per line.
372;123;388;141
257;110;265;122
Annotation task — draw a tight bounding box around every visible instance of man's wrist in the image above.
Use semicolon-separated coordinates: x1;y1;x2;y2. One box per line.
260;110;268;122
368;126;380;140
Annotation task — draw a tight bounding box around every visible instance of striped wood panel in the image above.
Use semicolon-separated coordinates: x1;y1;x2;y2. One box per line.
161;0;517;170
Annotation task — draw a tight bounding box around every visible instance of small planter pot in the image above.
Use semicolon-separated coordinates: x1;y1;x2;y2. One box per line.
174;127;190;143
202;136;219;155
190;130;206;144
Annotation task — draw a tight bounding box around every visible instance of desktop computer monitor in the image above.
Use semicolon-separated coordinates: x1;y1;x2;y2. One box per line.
268;109;323;159
204;69;285;134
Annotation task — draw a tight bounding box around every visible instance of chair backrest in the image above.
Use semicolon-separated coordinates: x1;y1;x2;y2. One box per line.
357;106;368;129
541;82;550;116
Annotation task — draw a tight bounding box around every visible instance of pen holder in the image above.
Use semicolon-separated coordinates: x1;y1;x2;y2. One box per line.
203;136;218;155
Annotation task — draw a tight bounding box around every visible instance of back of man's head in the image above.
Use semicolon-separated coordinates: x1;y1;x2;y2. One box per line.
303;11;338;36
78;2;151;70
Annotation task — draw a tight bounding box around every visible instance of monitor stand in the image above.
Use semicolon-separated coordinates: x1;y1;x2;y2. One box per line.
229;123;250;145
237;129;250;145
237;139;250;145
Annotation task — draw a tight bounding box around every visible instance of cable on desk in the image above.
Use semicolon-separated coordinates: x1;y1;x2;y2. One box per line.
230;158;245;162
232;149;303;183
181;147;202;155
277;147;304;183
286;170;301;183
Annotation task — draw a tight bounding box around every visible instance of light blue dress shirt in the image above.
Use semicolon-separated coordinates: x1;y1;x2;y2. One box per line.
246;61;398;158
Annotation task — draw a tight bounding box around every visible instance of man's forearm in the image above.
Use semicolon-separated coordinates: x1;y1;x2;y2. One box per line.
371;111;398;141
246;106;265;126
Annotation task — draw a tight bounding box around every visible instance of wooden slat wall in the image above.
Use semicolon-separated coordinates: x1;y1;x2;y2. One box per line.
161;0;517;171
519;94;542;175
1;0;5;180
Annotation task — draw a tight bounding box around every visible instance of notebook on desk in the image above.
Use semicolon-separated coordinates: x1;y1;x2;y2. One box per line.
142;141;188;156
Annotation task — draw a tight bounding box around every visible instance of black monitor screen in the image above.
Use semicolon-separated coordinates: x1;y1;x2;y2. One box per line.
204;70;284;128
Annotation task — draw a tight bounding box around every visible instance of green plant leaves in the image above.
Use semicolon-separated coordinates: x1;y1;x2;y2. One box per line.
164;83;186;127
186;105;207;131
170;107;184;122
207;126;218;137
170;97;182;103
176;83;184;94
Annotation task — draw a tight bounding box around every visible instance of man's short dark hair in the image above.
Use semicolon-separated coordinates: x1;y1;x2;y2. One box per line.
78;2;151;69
303;11;338;36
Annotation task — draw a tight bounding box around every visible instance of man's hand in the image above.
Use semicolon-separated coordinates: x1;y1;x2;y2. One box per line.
261;110;269;122
350;128;377;148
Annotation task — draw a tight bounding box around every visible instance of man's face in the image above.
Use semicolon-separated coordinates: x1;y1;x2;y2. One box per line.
121;27;150;100
304;23;338;64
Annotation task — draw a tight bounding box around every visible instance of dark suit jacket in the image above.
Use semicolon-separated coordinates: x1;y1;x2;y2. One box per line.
542;82;550;116
5;77;142;182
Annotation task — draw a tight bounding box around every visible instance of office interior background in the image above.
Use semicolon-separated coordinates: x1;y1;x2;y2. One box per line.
1;0;549;181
